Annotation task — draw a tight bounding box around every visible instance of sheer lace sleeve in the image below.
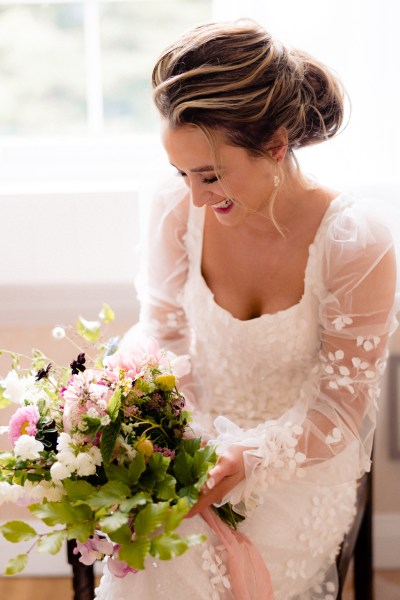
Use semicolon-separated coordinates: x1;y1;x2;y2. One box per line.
120;178;200;411
210;203;399;515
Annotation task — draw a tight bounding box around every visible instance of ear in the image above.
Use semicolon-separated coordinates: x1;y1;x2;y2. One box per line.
267;127;289;163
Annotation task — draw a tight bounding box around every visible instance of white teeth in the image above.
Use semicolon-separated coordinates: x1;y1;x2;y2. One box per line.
213;198;233;209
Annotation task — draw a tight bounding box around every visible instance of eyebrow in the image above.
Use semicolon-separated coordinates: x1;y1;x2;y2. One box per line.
172;163;216;173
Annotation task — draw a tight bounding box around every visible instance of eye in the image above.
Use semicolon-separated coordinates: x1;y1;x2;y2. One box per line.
201;176;218;185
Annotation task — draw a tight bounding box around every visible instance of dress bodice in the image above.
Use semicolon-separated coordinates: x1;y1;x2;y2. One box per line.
182;196;349;428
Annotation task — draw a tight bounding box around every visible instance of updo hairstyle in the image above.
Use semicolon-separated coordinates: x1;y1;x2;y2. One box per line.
152;20;346;157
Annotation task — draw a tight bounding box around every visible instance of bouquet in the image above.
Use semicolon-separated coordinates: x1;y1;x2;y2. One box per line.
0;306;233;577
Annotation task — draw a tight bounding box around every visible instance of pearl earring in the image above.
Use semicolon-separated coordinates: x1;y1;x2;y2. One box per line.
273;175;280;188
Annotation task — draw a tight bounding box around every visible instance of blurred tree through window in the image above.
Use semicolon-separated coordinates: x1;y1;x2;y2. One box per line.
0;0;212;136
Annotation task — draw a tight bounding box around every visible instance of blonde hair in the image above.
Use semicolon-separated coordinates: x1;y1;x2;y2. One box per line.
152;19;346;230
152;19;345;153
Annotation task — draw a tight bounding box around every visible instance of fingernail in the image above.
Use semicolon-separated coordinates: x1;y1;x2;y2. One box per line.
206;477;215;490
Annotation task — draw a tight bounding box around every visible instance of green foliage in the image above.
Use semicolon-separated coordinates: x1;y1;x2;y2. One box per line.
108;388;122;422
0;521;37;543
134;501;170;536
98;511;128;534
100;420;121;464
36;530;67;555
99;303;115;323
119;536;151;570
151;533;206;561
4;554;29;576
0;386;11;408
86;481;130;508
76;316;101;342
63;479;96;502
127;453;146;485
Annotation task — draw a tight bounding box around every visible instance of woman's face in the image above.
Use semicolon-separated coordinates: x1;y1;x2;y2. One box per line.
161;122;278;226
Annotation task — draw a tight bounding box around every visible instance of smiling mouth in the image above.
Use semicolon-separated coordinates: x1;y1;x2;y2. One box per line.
212;198;233;209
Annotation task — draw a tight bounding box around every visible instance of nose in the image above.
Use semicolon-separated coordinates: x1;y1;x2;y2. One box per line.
188;179;211;208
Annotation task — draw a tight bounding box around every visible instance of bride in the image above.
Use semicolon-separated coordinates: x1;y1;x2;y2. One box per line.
95;19;398;599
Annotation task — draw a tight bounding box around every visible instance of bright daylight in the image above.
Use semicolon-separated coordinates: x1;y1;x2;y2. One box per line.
0;2;399;600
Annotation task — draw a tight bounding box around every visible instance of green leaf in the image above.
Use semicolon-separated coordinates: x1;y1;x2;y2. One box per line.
0;521;37;543
134;502;170;537
29;501;75;526
155;474;177;500
66;521;94;543
150;533;206;561
148;452;170;481
164;497;189;533
177;485;199;506
0;386;11;409
100;420;121;465
63;479;96;502
71;503;94;522
119;492;152;513
119;536;151;570
108;388;121;422
4;553;28;576
87;481;130;508
182;438;201;456
173;450;195;486
99;303;115;323
77;316;101;342
128;453;146;485
99;511;128;534
108;524;132;545
104;463;131;485
36;530;67;555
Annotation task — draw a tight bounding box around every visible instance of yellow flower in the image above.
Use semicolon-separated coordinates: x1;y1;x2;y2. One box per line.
136;438;153;457
155;374;176;392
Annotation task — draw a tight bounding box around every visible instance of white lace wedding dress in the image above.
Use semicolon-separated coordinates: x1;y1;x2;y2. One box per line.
95;178;398;599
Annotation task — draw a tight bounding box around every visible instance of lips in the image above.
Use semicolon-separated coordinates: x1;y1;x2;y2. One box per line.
212;198;233;209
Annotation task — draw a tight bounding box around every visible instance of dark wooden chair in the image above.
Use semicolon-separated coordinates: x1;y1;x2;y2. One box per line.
67;469;374;600
336;468;374;599
67;539;95;600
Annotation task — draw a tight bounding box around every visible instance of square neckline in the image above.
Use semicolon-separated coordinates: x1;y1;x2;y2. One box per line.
193;193;347;323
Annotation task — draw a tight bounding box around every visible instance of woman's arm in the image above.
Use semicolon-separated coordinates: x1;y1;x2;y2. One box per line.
190;204;399;517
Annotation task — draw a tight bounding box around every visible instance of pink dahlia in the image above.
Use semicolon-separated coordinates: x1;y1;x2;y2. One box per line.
8;405;40;445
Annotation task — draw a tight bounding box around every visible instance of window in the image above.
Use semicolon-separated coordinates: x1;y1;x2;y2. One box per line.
0;0;212;136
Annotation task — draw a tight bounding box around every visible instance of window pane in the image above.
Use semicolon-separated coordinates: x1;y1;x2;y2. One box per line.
0;4;86;135
100;0;212;133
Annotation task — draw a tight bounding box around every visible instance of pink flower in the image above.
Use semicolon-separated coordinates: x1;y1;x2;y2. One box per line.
8;405;40;445
74;536;114;566
105;337;162;380
107;557;138;578
62;370;112;432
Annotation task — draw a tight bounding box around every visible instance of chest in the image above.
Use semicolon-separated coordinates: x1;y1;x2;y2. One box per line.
201;212;314;320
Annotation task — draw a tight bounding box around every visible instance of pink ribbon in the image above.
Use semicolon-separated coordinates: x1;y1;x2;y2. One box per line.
201;507;274;599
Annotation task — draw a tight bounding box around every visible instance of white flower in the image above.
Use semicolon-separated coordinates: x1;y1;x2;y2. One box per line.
88;446;102;466
2;370;34;405
52;326;66;340
23;480;65;502
0;481;25;506
87;407;99;418
119;439;137;461
0;425;9;435
332;316;353;331
50;461;73;481
58;450;77;469
75;452;97;476
14;435;44;460
56;432;74;452
100;415;111;426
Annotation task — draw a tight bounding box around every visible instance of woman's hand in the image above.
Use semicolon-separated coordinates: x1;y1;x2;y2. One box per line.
187;444;249;517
